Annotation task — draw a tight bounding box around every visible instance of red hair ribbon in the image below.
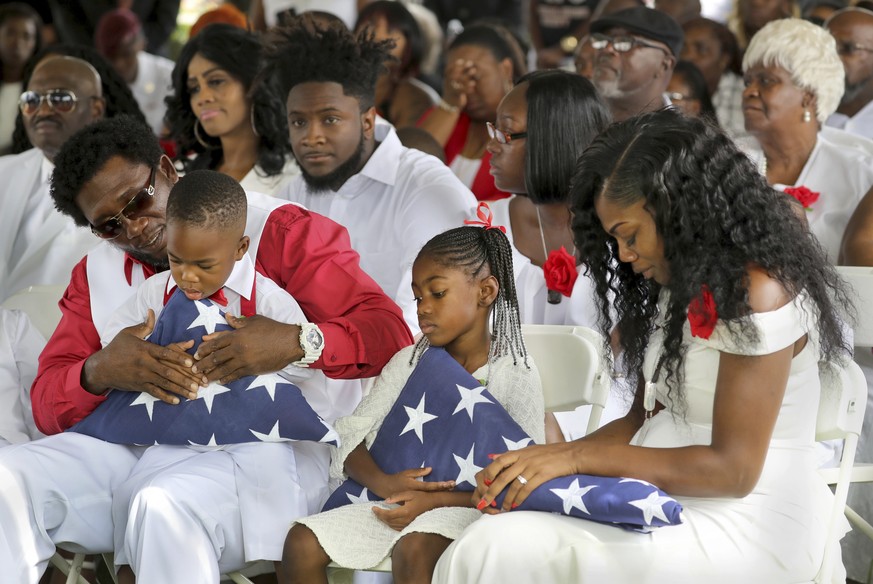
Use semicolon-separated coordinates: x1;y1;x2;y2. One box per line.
464;202;507;233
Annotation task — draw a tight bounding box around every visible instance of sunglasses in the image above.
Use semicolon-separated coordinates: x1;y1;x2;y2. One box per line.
90;167;157;240
18;89;80;115
590;33;670;56
487;121;527;145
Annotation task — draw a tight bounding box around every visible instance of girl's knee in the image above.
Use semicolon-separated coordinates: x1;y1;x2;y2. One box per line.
283;523;329;572
393;532;451;584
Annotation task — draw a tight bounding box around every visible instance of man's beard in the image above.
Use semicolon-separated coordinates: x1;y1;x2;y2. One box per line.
124;246;170;272
300;131;367;193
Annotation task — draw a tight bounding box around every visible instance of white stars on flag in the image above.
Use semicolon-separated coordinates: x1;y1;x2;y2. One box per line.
452;384;493;421
628;491;673;525
187;301;227;334
550;478;597;515
453;445;483;487
400;394;438;443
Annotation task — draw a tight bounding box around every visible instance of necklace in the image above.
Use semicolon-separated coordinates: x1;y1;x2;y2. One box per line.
536;205;575;305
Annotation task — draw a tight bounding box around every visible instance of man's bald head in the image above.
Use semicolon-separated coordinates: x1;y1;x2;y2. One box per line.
23;55;105;161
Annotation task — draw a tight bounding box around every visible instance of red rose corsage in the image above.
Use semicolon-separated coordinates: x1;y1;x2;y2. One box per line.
688;286;717;339
543;246;578;304
783;186;820;212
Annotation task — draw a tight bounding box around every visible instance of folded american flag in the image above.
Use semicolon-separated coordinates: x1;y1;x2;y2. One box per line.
323;347;682;531
69;290;339;447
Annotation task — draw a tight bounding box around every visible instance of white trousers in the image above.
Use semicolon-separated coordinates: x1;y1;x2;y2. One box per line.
0;433;142;583
0;432;330;584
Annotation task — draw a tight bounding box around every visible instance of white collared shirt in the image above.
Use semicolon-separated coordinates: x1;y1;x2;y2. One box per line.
278;123;478;332
827;100;873;143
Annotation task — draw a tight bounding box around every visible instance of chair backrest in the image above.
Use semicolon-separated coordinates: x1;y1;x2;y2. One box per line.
815;359;868;583
1;285;66;341
835;266;873;348
521;324;611;435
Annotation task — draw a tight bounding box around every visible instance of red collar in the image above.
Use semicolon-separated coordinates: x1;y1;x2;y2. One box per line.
123;254;158;285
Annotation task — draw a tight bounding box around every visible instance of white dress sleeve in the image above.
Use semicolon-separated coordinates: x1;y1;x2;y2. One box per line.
691;292;816;356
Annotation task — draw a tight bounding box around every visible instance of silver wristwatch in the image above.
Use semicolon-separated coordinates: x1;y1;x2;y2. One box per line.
293;323;324;367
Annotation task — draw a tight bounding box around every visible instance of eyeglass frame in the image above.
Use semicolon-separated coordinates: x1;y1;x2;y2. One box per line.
486;121;527;145
90;166;157;240
834;41;873;56
590;33;670;56
18;89;84;115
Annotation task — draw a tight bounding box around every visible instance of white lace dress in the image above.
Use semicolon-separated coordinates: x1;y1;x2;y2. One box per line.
295;345;545;569
433;292;848;583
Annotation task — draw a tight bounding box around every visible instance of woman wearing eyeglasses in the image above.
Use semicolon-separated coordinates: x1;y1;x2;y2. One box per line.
485;70;617;441
165;24;298;196
416;23;526;201
741;18;873;265
666;60;718;122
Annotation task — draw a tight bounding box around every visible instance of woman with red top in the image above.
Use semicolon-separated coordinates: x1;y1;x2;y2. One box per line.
417;22;526;201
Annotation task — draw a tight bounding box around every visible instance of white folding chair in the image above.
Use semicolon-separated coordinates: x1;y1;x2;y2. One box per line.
1;284;65;340
816;359;869;583
834;266;873;579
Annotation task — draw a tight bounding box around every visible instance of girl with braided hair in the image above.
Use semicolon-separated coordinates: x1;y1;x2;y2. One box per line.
282;215;545;584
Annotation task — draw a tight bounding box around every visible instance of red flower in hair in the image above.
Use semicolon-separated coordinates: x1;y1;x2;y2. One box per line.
543;246;578;298
784;186;820;212
688;287;718;339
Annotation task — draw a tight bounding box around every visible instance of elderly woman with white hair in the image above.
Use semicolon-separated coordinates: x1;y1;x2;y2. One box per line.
742;17;873;264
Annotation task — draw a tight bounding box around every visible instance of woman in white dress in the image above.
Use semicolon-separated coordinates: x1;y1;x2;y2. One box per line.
434;110;854;583
486;70;610;329
165;24;299;196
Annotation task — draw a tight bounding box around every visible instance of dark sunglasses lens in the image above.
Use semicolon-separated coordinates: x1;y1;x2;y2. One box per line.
49;91;76;112
93;219;123;239
126;189;152;216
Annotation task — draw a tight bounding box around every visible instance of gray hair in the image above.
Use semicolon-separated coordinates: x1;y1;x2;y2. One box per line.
742;17;844;123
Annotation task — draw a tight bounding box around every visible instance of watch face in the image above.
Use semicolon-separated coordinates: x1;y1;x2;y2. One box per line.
306;327;324;350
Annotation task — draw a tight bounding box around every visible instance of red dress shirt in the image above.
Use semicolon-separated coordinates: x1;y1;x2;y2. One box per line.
31;204;413;435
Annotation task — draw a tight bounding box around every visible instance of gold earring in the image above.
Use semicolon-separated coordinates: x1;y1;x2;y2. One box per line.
803;109;812;123
193;119;215;149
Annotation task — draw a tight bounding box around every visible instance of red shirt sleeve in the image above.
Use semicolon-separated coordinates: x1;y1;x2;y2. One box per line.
31;257;107;435
256;205;413;379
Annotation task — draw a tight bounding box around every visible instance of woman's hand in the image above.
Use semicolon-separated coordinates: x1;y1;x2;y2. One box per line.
474;442;581;512
372;490;441;531
442;58;478;111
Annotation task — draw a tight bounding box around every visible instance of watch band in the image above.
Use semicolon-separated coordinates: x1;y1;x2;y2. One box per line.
293;323;324;367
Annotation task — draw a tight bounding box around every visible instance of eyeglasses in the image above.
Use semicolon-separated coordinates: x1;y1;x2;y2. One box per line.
590;33;669;55
835;41;873;56
18;89;80;115
90;167;157;240
667;92;694;102
487;121;527;145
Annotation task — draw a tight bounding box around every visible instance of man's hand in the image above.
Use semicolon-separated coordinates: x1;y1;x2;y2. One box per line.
192;315;304;385
82;309;205;403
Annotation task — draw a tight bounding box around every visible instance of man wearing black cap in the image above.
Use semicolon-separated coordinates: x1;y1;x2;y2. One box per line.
590;6;685;121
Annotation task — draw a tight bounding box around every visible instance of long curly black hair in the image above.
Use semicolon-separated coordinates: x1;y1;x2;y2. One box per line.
165;24;290;176
571;109;852;405
11;43;146;154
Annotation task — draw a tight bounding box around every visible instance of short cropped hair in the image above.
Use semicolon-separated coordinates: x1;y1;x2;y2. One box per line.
166;170;247;232
51;115;162;227
262;17;393;110
742;17;844;123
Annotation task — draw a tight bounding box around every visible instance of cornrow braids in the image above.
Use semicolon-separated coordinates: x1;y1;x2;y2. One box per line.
410;226;528;373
